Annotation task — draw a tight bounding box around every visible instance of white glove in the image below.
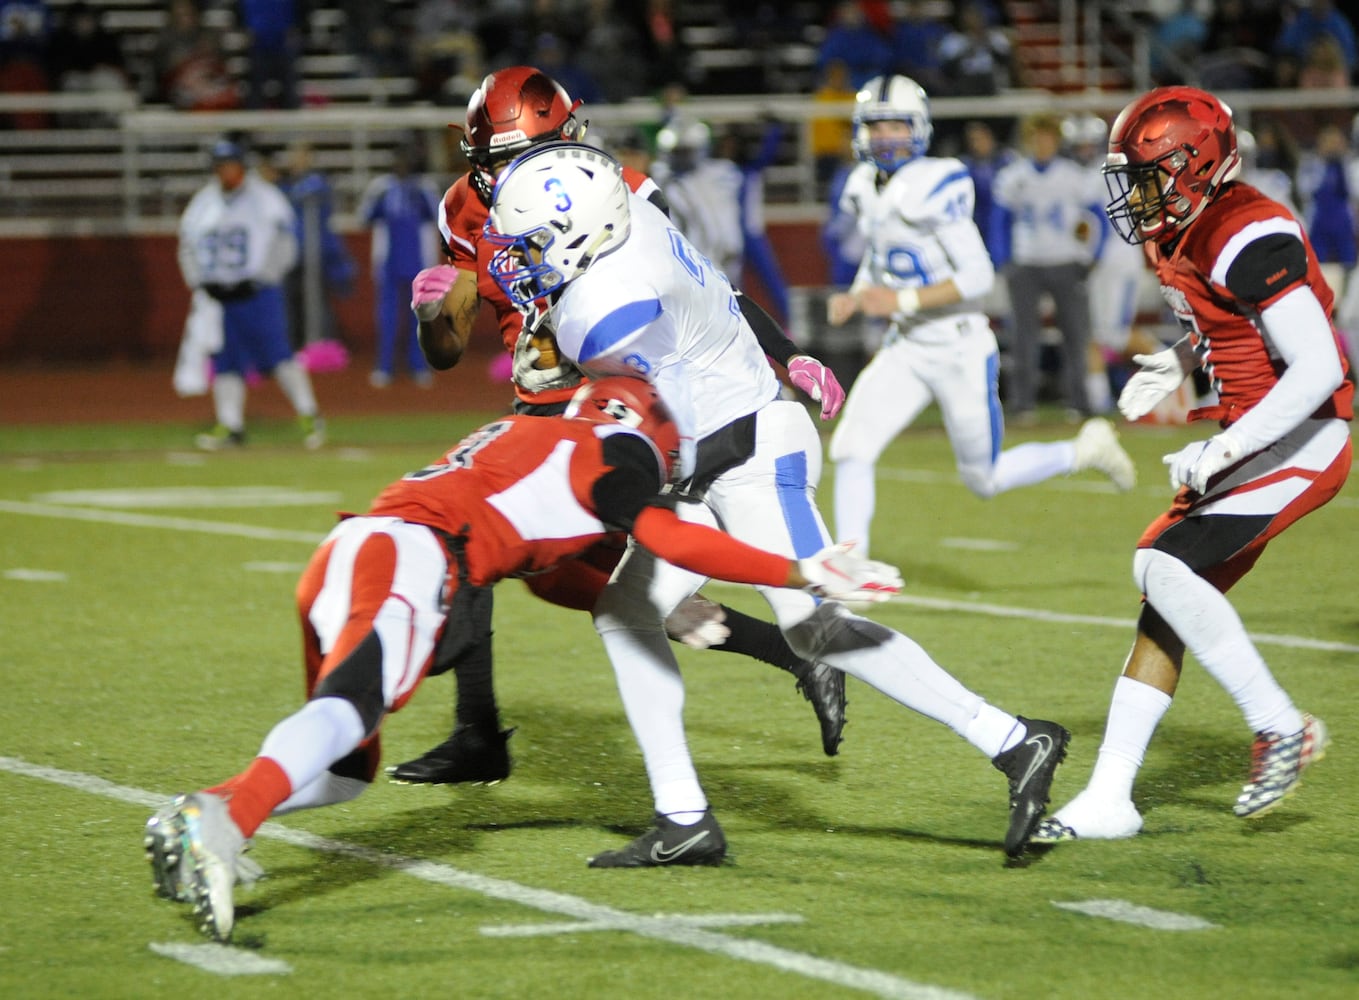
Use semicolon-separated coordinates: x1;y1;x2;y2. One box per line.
799;541;903;604
1162;430;1243;493
1118;346;1189;421
663;593;731;650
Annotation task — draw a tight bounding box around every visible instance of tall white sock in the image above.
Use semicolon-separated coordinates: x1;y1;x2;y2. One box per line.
598;627;707;817
211;372;246;432
274;357;318;417
1085;675;1172;801
991;441;1076;493
833;459;876;554
1142;551;1302;734
257;696;366;802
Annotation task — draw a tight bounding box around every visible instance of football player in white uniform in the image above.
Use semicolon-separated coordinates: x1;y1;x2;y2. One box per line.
825;77;1136;555
485;142;1072;864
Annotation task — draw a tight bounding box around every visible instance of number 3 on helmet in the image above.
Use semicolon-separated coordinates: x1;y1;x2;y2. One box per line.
484;143;631;307
565;376;681;483
1104;86;1240;245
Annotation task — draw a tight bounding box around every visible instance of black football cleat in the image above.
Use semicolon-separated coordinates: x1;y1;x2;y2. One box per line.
386;725;513;785
795;661;847;756
991;717;1070;858
588;810;728;868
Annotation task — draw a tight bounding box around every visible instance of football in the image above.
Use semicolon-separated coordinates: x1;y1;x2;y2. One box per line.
529;328;560;369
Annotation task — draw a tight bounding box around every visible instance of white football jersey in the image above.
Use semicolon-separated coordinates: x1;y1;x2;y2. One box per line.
992;154;1104;265
839;156;995;341
549;192;781;447
653;159;746;282
177;173;298;288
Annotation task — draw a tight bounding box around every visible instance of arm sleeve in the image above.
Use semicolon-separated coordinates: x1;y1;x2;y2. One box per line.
737;291;799;364
631;505;792;586
1220;285;1345;452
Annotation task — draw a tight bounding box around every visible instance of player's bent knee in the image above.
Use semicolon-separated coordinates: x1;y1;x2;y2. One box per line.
1132;547;1191;598
781;601;896;662
958;465;999;499
312;631;388;735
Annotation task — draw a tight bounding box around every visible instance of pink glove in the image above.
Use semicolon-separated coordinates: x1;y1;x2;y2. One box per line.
411;265;460;321
787;356;846;420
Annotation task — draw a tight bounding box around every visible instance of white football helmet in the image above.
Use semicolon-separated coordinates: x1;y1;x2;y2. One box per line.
655;117;711;175
486;143;631;307
852;75;932;174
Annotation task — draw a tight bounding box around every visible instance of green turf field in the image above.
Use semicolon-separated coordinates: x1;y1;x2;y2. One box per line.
3;409;1356;999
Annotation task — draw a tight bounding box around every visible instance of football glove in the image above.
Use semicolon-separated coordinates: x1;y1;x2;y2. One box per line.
1162;429;1243;494
411;265;460;322
1118;346;1189;421
787;356;846;420
663;593;731;650
511;312;584;393
799;541;903;604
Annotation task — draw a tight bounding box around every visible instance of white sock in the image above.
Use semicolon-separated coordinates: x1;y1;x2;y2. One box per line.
1085;675;1172;802
211;373;246;432
598;626;707;817
991;441;1076;493
274;357;319;417
274;772;368;814
963;703;1024;758
833;459;876;554
1142;552;1302;734
258;696;366;801
1086;370;1112;414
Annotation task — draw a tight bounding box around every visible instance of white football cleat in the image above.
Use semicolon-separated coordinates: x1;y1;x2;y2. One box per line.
1073;417;1137;491
1030;788;1143;843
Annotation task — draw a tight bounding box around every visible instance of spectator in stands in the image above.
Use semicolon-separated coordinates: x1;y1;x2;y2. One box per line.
810;58;857;193
410;0;482;103
358;142;441;388
0;0;52;128
936;1;1016;97
528;31;601;106
236;0;302;110
890;0;948;94
1274;0;1357;83
633;0;690;92
1200;0;1279;89
155;0;240;112
816;1;892;89
1237;128;1301;218
1149;1;1207;85
578;0;646;103
339;0;412;80
47;2;128;113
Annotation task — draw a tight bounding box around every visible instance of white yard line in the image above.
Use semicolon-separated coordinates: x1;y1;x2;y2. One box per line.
1051;899;1218;931
3;497;1354;654
1;757;978;1000
148;942;293;975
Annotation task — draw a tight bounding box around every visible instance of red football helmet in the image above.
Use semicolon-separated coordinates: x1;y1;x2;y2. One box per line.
565;376;680;482
1103;86;1240;244
459;66;586;206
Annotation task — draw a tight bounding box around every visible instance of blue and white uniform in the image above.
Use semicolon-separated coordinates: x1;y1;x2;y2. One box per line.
545;189;1026;820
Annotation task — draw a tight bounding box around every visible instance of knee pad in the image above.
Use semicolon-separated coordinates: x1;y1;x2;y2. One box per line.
1132;547;1190;601
781;601;896;663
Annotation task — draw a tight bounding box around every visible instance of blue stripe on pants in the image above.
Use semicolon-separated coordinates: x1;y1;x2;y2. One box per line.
775;451;824;558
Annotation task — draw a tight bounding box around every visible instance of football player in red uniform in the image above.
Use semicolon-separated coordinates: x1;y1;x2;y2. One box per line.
1033;87;1353;845
144;376;901;942
395;66;851;784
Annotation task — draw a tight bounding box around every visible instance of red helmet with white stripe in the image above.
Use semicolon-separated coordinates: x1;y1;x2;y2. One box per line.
565;376;679;482
460;66;586;206
1103;86;1240;244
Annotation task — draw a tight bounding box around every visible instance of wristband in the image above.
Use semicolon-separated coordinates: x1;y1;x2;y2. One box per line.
895;287;921;316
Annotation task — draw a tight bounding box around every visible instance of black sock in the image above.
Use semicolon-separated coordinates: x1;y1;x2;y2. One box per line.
707;605;807;675
452;630;500;734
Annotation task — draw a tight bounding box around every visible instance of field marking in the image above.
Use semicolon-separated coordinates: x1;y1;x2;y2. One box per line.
1051;899;1218;931
4;568;67;581
1;756;978;1000
481;912;805;937
33;486;342;509
937;538;1020;552
2;497;1354;655
149;942;292;975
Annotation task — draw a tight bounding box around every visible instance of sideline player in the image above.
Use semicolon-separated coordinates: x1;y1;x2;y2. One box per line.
825;76;1135;556
392;67;852;783
144;377;901;941
1034;87;1352;844
179;137;325;450
486;142;1071;865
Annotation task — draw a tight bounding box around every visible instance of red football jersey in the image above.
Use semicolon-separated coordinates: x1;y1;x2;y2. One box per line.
437;166;663;407
365;415;789;590
1147;182;1353;425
